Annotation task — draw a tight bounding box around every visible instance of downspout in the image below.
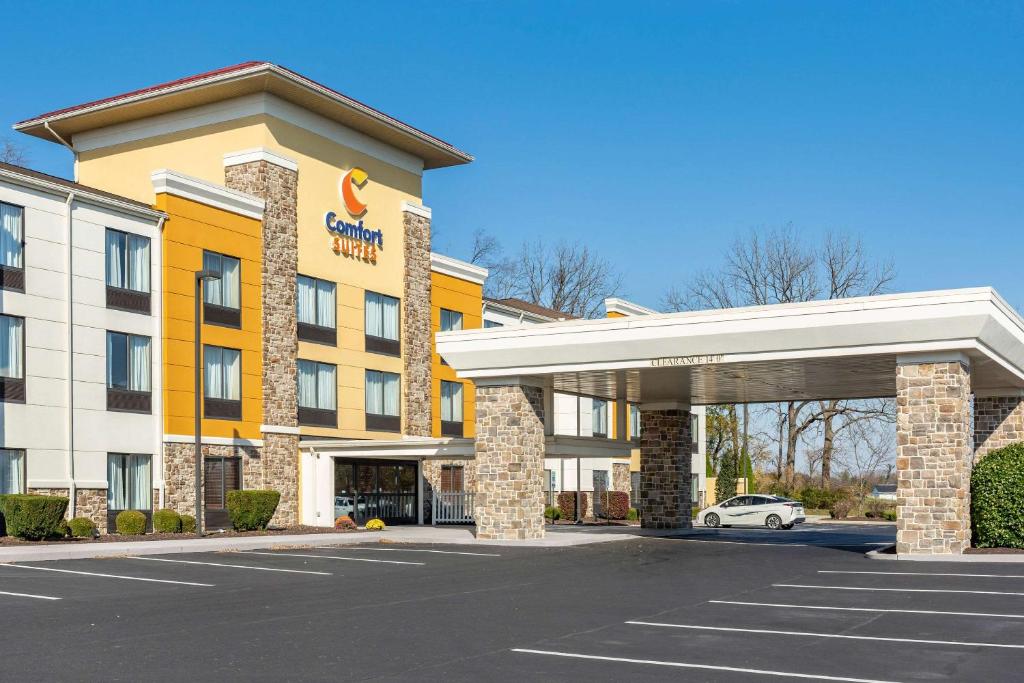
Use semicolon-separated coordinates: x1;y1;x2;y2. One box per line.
64;192;76;516
154;217;166;510
44;122;78;182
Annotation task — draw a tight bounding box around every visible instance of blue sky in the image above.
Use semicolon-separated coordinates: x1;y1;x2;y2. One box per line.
2;1;1021;310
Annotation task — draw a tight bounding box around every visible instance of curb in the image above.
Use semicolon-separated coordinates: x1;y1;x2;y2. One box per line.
866;545;1024;563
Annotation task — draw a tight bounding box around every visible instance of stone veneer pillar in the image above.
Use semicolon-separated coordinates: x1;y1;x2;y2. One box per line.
474;382;546;540
639;407;693;529
895;358;973;555
225;156;299;526
402;202;432;437
974;392;1024;461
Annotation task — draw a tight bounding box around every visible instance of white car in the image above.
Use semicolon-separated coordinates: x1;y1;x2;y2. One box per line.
699;495;805;530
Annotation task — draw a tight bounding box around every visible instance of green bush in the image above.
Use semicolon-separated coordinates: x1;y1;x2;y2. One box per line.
153;509;182;533
0;494;69;540
226;490;281;531
882;510;897;522
972;442;1024;548
557;492;588;521
799;487;845;511
180;515;197;534
544;505;561;521
116;510;147;535
68;517;97;538
864;497;896;519
627;507;639;521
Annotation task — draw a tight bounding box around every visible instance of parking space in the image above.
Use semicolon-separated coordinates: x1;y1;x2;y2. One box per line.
2;530;1022;681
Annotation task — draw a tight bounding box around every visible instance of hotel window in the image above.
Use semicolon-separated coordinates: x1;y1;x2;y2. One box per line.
365;291;400;356
0;202;24;292
0;449;25;494
298;359;337;427
691;412;701;455
630;404;641;441
439;309;463;365
483;320;504;328
105;228;150;313
107;453;151;530
204;345;241;420
365;369;400;432
440;464;464;492
0;314;25;403
592;399;609;438
202;251;241;328
440;380;464;437
297;275;337;345
106;331;152;413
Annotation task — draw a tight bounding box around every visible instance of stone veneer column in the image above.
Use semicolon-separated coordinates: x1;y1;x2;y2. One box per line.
896;358;973;555
474;382;546;540
402;202;432;437
225;158;299;526
639;407;693;529
974;393;1024;461
612;462;631;496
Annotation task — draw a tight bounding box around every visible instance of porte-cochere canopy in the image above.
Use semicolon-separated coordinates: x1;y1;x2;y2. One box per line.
438;288;1024;554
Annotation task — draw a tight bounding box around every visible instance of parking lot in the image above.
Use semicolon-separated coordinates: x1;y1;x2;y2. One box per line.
1;523;1022;681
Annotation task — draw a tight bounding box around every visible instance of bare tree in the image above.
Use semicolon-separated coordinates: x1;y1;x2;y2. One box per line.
0;138;29;166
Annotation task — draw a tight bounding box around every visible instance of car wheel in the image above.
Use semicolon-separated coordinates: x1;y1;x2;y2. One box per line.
766;514;782;530
705;513;720;528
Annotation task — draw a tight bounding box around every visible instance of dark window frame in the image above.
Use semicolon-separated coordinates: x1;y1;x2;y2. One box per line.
104;227;151;315
0;313;25;404
364;291;401;357
297;274;337;345
105;331;152;414
202;250;242;329
439;308;463;365
0;200;25;293
203;344;242;421
440;380;464;437
439;464;464;492
592;399;609;439
0;448;26;494
106;452;153;532
365;369;401;433
297;359;338;427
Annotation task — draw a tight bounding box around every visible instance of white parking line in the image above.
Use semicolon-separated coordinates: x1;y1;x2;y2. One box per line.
626;621;1024;649
242;551;423;565
132;557;331;575
821;570;1024;579
510;649;903;683
675;538;810;548
710;600;1024;619
0;590;62;601
0;563;213;587
775;583;1024;596
322;547;501;557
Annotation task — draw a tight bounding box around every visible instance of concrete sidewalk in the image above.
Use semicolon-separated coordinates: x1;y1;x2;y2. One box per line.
867;545;1024;562
0;525;661;563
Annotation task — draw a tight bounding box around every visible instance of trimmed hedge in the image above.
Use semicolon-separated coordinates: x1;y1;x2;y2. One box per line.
0;494;69;540
799;487;845;510
627;507;639;521
226;490;281;531
68;517;97;538
595;491;630;520
153;509;182;533
972;442;1024;548
544;505;561;521
557;491;588;521
116;510;147;535
180;515;197;534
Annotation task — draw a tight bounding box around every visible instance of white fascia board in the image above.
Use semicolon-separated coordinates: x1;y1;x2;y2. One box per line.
401;200;431;219
0;168;164;222
300;437;474;459
224;147;298;172
482;299;558;323
163;434;264;447
605;297;657;316
430;252;488;285
544;435;634;459
438;288;1024;384
151;169;264;219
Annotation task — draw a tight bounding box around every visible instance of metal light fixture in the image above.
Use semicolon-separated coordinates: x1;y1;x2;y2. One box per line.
194;269;221;537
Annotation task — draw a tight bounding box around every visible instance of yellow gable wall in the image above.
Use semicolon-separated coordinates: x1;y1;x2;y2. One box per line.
156;192;263;440
431;271;482;438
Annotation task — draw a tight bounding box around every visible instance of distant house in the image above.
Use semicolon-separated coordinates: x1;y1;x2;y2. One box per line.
872;484;898;501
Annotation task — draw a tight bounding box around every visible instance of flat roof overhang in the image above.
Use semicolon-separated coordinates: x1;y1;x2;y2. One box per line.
437;288;1024;404
14;62;472;170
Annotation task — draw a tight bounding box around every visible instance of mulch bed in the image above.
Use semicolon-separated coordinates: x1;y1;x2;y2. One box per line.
965;547;1024;554
547;519;636;526
0;525;365;546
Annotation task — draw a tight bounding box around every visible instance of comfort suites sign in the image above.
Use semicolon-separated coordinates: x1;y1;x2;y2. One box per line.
324;167;383;264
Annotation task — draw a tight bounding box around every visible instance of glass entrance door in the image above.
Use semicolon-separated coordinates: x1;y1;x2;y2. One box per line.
334;459;418;525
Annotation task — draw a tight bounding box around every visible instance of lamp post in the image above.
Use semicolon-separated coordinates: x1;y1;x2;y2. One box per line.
194;269;221;537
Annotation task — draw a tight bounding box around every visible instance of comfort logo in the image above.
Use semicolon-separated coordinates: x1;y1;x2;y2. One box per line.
340;167;368;216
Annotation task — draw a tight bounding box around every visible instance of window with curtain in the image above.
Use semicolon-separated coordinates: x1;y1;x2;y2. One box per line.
365;292;399;340
297;275;337;329
0;315;24;380
106;332;151;392
202;251;241;309
297;360;336;410
204;346;241;400
440;309;463;332
107;453;152;510
483;319;504;329
440;381;463;422
630;404;641;440
365;370;400;416
105;228;150;292
0;449;25;494
0;202;24;270
592;399;609;437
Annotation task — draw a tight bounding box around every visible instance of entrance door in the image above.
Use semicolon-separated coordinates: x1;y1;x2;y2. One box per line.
334;459;418;525
205;457;241;530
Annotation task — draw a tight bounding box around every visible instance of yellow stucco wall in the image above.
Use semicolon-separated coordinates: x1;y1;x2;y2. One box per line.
431;270;482;438
156;192;263;440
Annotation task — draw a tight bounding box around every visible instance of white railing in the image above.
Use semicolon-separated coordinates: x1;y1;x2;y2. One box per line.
432;491;475;525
